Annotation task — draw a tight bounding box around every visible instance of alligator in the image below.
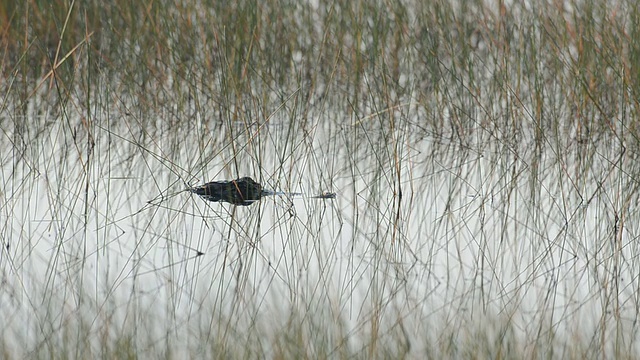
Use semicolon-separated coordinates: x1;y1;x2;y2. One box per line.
189;177;335;206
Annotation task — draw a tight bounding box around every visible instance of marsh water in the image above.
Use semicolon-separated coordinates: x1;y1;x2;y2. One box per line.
4;94;638;357
3;0;640;357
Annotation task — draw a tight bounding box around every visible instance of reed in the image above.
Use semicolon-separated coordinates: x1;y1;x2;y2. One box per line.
2;0;639;358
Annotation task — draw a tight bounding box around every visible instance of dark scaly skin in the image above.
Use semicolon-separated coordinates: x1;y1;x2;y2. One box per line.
190;177;336;205
190;177;263;206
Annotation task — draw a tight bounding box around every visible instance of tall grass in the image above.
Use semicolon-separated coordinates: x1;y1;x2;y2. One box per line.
2;0;640;358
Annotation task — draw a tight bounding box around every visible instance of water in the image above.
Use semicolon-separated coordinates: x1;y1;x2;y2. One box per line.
2;95;639;357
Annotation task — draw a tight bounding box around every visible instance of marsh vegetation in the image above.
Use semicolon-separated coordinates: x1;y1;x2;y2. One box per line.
2;0;640;358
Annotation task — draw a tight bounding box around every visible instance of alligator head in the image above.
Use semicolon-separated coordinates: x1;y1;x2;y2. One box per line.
190;177;263;206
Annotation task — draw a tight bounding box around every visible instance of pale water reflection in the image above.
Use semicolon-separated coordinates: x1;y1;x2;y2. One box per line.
2;107;638;356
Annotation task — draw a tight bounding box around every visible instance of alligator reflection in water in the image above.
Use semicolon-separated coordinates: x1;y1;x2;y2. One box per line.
189;177;336;206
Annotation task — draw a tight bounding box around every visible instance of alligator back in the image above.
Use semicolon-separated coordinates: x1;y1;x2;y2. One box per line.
190;177;263;206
